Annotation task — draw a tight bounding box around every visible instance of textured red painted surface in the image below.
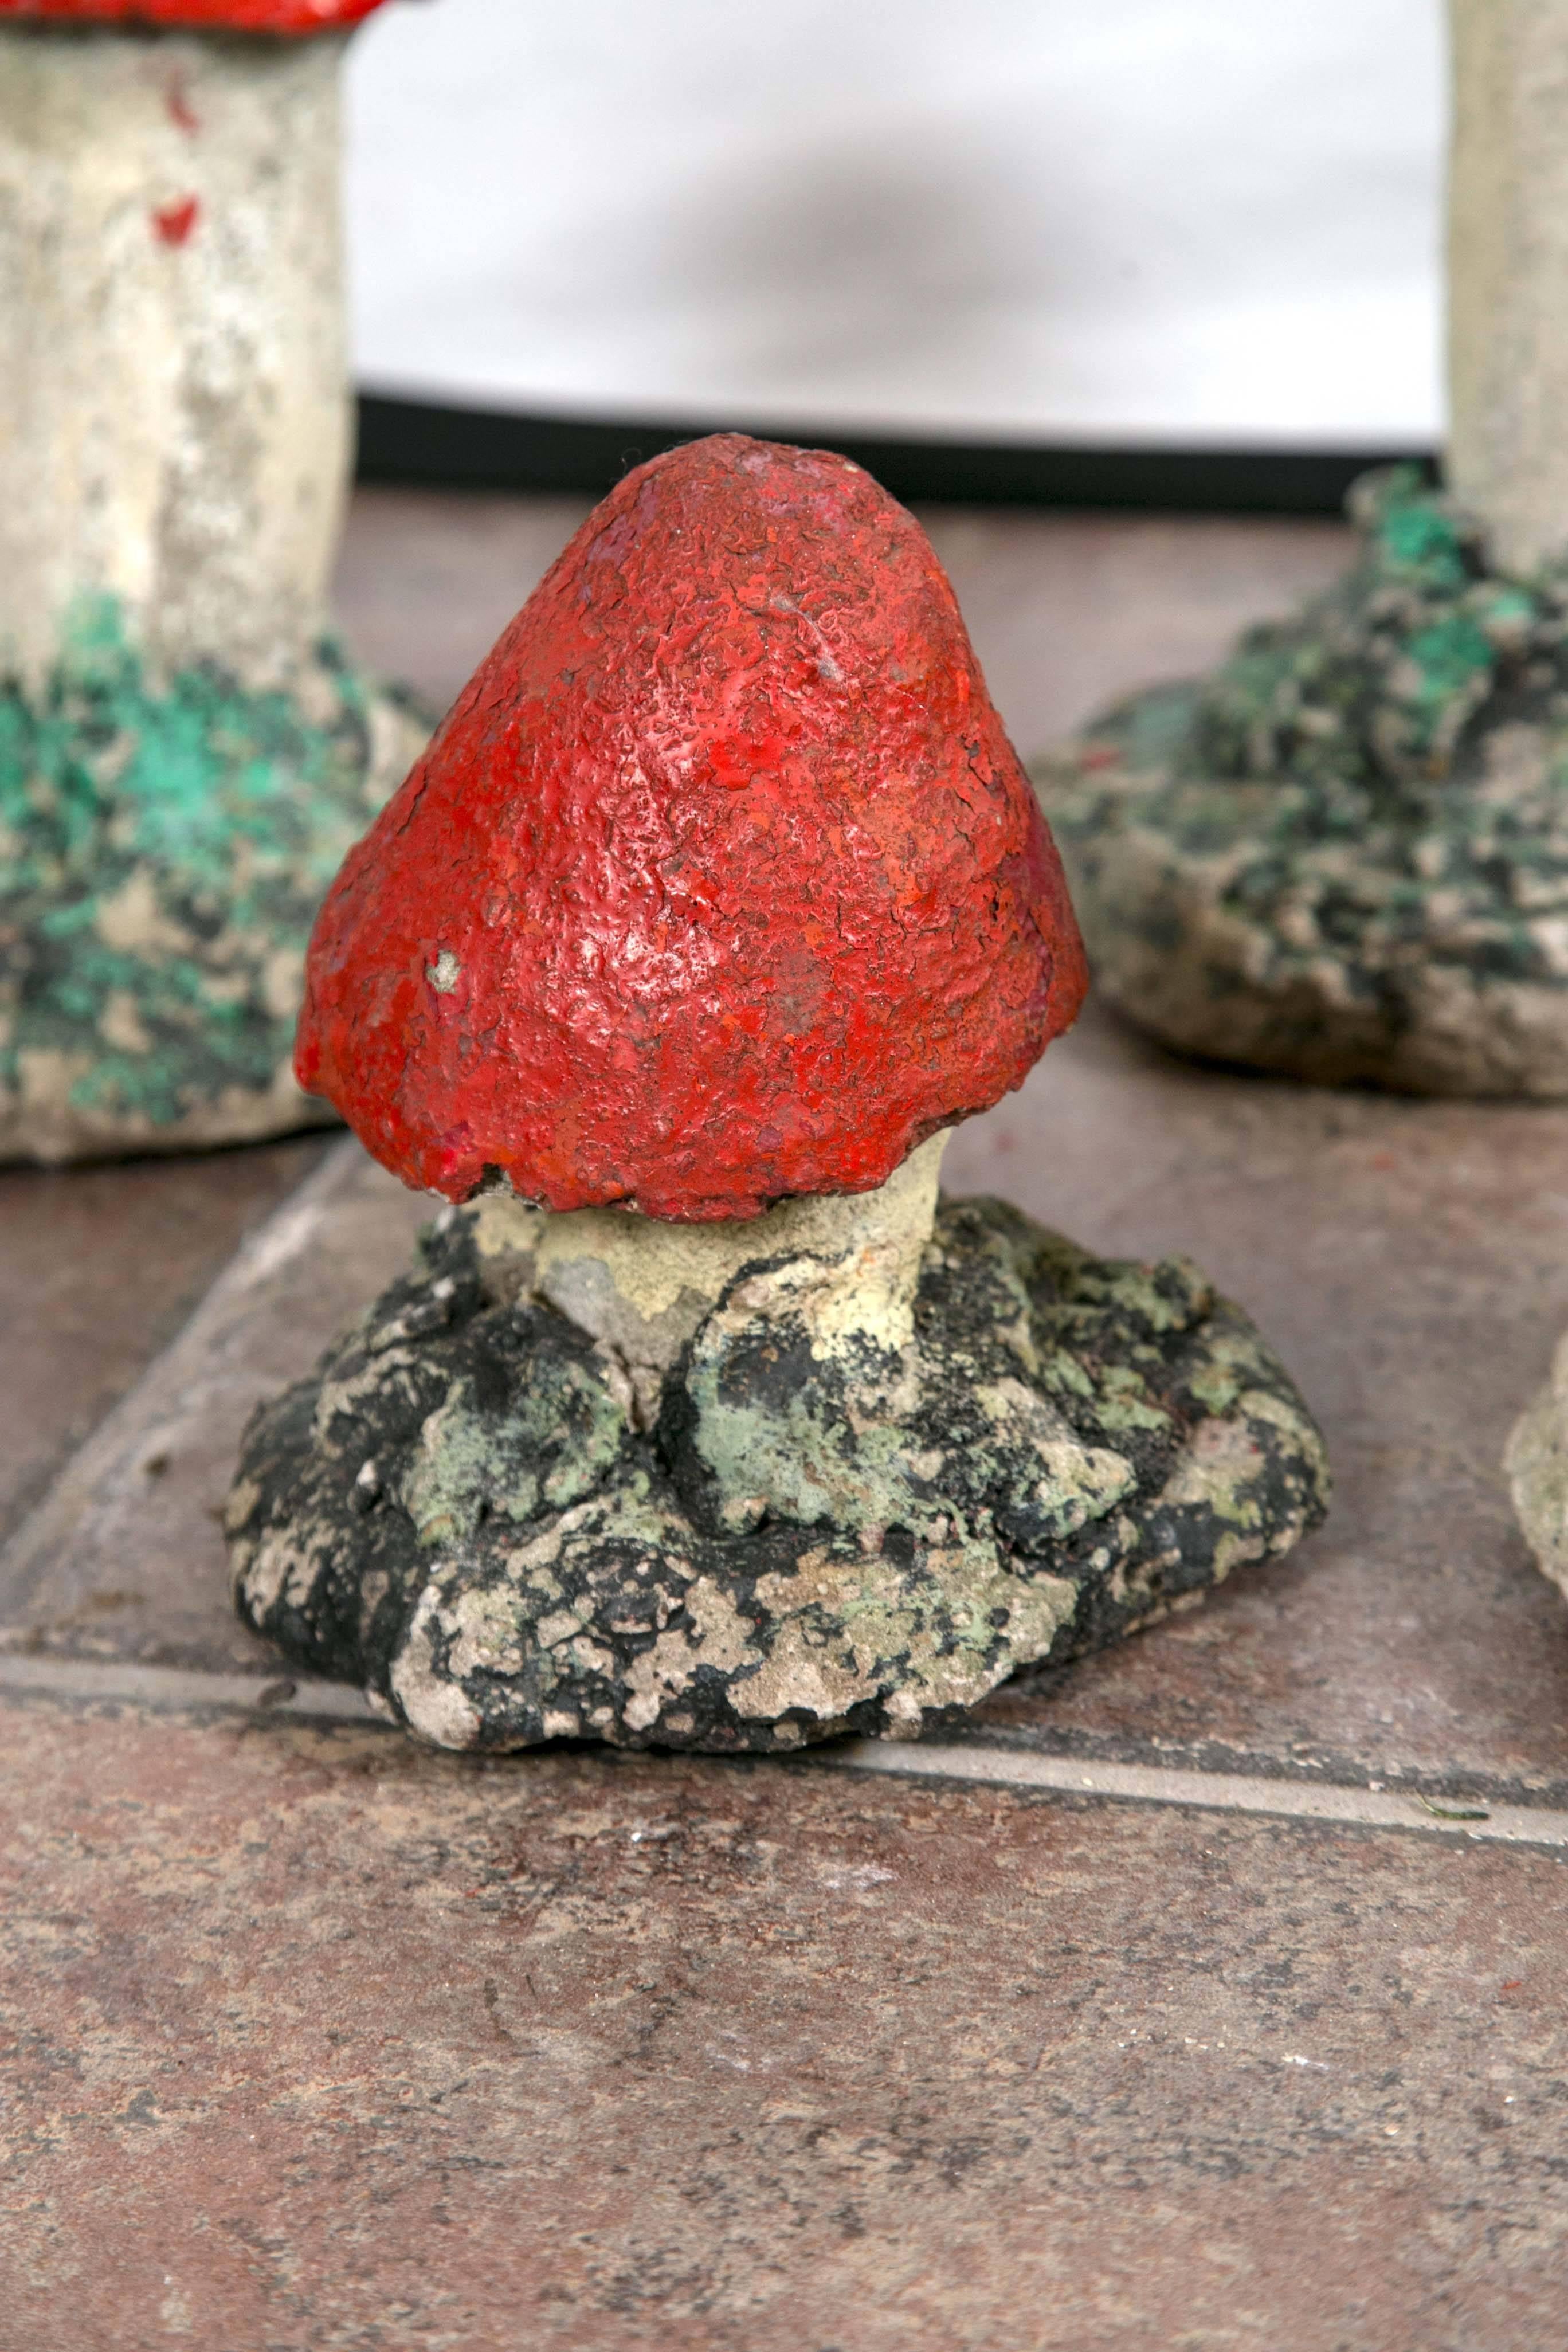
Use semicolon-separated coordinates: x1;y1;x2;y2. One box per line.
151;193;200;245
0;0;386;29
298;435;1088;1221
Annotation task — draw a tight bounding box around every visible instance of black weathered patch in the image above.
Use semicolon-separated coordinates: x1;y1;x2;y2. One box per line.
226;1197;1331;1754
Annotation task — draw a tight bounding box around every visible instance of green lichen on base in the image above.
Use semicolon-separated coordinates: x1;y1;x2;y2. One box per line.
1034;468;1568;1095
226;1195;1330;1754
0;596;428;1162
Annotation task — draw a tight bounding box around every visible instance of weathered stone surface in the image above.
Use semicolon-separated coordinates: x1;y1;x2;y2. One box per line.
1036;468;1568;1096
19;498;1568;2349
298;434;1086;1219
1507;1331;1568;1604
0;609;426;1162
0;23;352;696
0;18;424;1165
1449;0;1568;577
471;1131;952;1429
227;1190;1328;1751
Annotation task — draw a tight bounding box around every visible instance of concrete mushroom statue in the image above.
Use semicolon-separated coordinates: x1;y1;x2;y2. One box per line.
0;0;428;1162
1507;1339;1568;1612
226;434;1330;1755
1035;0;1568;1099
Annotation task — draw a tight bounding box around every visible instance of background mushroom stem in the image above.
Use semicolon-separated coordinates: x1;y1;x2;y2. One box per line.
1447;0;1568;574
0;23;349;690
0;13;427;1168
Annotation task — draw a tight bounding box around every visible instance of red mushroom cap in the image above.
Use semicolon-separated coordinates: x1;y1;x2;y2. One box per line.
0;0;387;28
297;435;1089;1222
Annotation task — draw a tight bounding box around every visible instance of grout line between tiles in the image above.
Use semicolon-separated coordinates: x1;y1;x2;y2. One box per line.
0;1135;369;1609
0;1648;377;1724
817;1738;1568;1849
3;1648;1567;1851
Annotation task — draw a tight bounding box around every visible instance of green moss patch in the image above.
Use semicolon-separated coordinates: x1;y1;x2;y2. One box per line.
0;595;426;1151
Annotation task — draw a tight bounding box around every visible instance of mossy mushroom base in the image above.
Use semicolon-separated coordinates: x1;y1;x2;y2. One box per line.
1035;469;1568;1096
226;1193;1330;1754
0;601;426;1162
1506;1335;1568;1607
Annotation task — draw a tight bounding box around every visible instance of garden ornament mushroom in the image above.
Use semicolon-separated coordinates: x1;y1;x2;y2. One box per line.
226;434;1330;1754
1507;1335;1568;1610
1036;0;1568;1100
0;0;427;1162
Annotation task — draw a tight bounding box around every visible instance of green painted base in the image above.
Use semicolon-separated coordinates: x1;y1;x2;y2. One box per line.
1035;469;1568;1096
0;599;429;1163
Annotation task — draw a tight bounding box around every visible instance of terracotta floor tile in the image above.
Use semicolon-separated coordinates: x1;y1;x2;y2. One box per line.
0;1139;329;1549
2;1693;1563;2352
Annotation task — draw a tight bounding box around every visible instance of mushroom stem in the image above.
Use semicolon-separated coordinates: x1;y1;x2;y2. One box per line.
1447;0;1568;573
465;1132;951;1427
0;23;349;690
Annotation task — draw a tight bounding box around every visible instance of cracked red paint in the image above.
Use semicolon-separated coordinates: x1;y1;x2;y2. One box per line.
152;194;199;248
297;434;1088;1221
0;0;387;28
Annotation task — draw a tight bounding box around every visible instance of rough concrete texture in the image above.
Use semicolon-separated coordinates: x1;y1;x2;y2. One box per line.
1036;470;1568;1097
470;1131;952;1424
0;610;427;1161
1506;1328;1568;1601
944;1003;1568;1794
3;1694;1567;2352
0;27;430;1165
0;26;347;691
226;1172;1326;1751
1448;0;1568;575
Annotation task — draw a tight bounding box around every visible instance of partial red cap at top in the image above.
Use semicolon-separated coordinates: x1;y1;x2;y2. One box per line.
0;0;388;29
297;434;1089;1222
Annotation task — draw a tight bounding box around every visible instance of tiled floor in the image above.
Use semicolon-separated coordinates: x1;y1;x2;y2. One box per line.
0;1137;330;1550
4;494;1565;2352
5;1702;1563;2352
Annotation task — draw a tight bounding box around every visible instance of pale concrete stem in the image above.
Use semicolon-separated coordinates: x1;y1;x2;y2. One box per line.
0;25;350;691
465;1134;951;1425
1447;0;1568;573
1505;1328;1568;1601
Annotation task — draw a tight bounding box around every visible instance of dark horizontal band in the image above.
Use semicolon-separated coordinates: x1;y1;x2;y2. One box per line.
355;392;1437;515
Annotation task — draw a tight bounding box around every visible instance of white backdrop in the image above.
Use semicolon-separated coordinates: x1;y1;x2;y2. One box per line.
344;0;1444;448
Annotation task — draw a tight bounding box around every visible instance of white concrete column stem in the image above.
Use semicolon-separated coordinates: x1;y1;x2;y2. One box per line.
1448;0;1568;573
0;25;350;692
